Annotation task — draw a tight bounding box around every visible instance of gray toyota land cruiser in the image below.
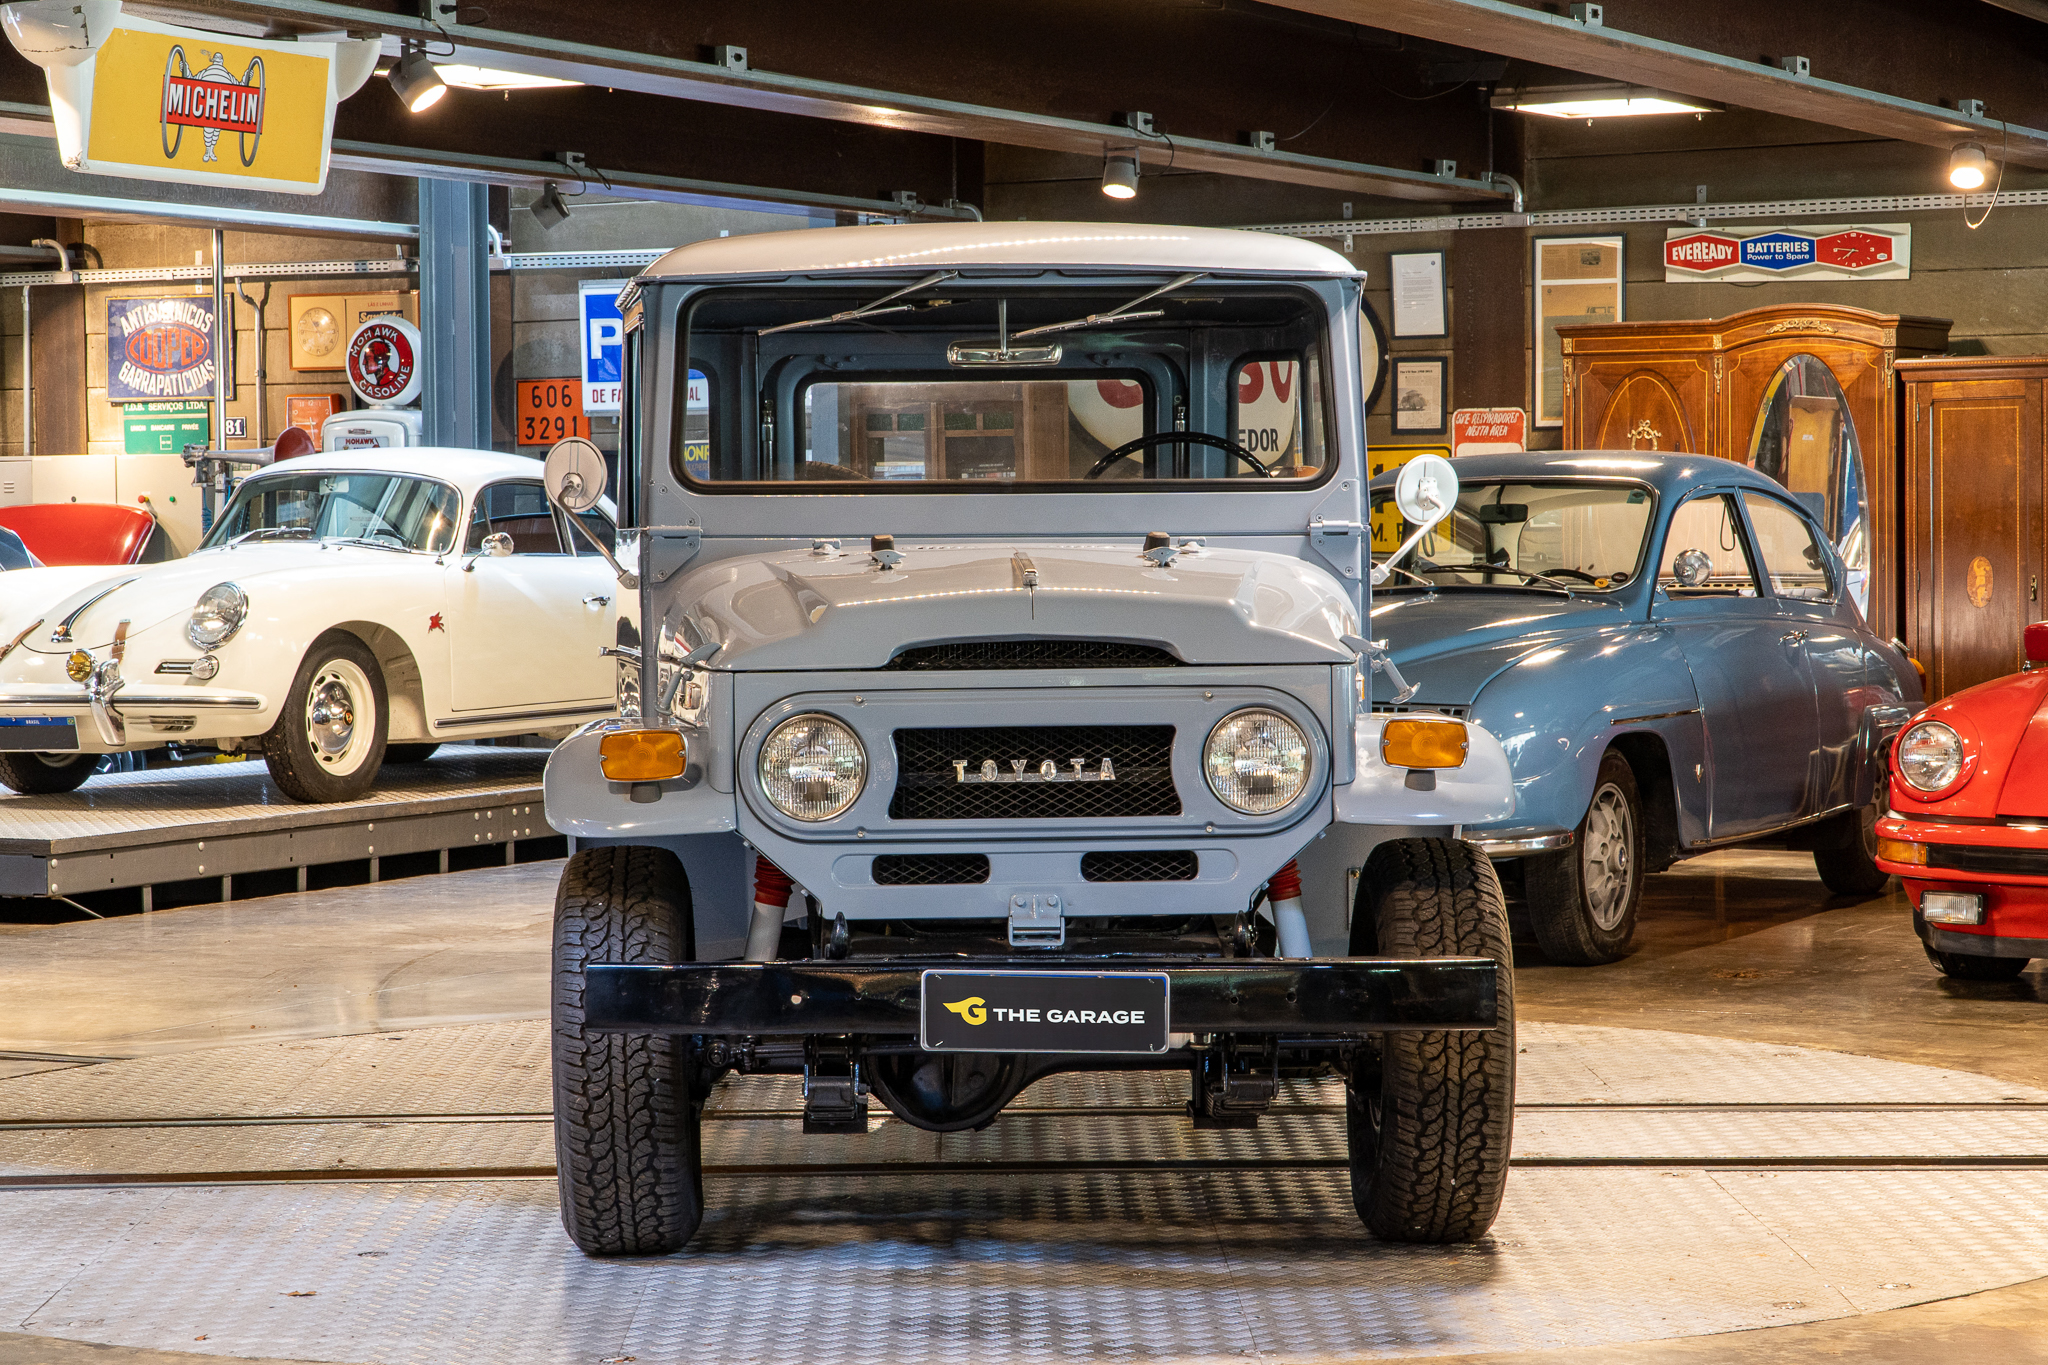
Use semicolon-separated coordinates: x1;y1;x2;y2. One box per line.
539;221;1519;1256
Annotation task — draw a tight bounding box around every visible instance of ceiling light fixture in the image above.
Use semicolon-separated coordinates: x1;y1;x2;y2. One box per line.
388;44;448;113
530;181;572;230
1948;143;1991;190
433;64;582;91
1101;150;1139;200
1492;84;1717;119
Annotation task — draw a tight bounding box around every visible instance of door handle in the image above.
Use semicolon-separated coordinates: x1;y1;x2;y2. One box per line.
582;594;611;607
1780;629;1808;644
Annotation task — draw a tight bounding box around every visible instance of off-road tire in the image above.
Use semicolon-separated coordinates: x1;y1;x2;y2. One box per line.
0;751;98;795
383;743;441;764
1925;945;2029;981
1814;800;1889;896
552;845;704;1256
1524;750;1644;965
260;632;387;803
1347;837;1515;1244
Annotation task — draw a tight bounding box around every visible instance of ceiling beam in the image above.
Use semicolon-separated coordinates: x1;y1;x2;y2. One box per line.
170;0;1508;203
1265;0;2048;168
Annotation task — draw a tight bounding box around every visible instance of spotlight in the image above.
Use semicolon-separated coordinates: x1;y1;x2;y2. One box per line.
1949;143;1990;190
530;180;572;230
1101;151;1139;200
388;46;447;114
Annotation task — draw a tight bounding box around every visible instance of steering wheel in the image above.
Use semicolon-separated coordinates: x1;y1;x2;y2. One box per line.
1082;430;1274;480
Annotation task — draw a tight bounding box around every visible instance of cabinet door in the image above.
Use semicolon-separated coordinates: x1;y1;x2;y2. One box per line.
1911;380;2046;699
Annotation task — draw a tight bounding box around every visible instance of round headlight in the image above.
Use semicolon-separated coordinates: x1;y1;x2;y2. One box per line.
758;713;867;821
187;582;248;650
1897;720;1964;794
1204;708;1311;814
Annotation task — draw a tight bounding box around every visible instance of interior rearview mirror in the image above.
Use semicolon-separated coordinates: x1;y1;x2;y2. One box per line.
545;437;609;512
1394;454;1459;528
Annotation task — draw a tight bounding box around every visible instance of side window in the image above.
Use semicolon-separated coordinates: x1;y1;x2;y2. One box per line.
572;507;617;555
1742;492;1835;602
1660;493;1760;597
465;482;566;554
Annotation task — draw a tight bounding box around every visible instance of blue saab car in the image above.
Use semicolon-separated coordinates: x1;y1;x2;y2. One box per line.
1368;451;1921;964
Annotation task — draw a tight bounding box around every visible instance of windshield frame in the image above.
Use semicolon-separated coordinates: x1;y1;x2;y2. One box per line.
670;277;1339;496
1371;476;1659;594
198;468;464;555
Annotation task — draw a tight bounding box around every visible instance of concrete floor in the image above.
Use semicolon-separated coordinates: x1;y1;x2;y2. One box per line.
0;848;2044;1363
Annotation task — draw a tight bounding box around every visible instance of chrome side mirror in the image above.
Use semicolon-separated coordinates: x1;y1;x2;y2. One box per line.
1672;548;1713;587
544;436;638;589
1370;454;1461;587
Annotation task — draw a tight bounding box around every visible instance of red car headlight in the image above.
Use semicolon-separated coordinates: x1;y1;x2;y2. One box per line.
1895;720;1972;800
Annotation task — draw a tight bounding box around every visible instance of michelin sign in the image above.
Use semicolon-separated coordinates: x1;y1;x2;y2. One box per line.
1;0;378;194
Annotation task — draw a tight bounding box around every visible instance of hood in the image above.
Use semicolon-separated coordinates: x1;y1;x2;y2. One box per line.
15;544;397;653
1365;589;1630;705
672;542;1357;669
1896;669;2048;820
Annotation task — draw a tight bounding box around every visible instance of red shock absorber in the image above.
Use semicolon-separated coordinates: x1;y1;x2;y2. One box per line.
1268;859;1303;903
747;857;796;961
753;858;794;911
1268;858;1311;958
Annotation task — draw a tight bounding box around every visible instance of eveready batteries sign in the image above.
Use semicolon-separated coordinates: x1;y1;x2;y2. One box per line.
1664;225;1910;282
3;8;377;195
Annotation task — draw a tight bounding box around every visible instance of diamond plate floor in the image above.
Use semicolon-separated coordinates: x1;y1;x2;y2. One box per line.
4;1021;2048;1362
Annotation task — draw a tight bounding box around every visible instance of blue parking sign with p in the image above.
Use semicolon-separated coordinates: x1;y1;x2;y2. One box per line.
579;281;626;414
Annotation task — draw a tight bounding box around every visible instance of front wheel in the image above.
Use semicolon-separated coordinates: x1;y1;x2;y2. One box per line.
260;633;388;803
0;751;99;795
1926;945;2030;981
1814;801;1889;895
1524;750;1644;965
1347;838;1515;1244
553;845;705;1257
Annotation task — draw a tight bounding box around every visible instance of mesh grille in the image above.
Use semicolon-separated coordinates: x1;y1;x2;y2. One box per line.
1082;850;1199;882
871;853;991;886
883;640;1181;671
889;725;1180;820
1373;703;1472;720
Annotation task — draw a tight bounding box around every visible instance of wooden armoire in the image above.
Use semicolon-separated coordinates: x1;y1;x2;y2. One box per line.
1557;303;1953;641
1895;356;2048;700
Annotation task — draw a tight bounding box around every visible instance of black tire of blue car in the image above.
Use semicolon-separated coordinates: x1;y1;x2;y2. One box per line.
1813;800;1890;896
383;743;441;764
0;751;98;795
1524;750;1645;965
1924;945;2031;981
1347;838;1515;1243
260;632;388;803
552;845;706;1256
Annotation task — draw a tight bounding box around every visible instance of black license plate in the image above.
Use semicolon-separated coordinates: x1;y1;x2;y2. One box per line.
0;718;79;751
920;970;1170;1054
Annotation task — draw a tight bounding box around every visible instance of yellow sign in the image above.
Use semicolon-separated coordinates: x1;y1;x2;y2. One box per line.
1369;445;1451;552
942;997;988;1026
7;11;376;195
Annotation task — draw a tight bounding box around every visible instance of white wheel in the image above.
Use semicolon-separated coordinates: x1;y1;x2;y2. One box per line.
261;633;388;803
305;657;378;778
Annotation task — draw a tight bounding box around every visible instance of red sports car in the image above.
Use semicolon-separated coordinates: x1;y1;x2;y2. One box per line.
1876;622;2048;980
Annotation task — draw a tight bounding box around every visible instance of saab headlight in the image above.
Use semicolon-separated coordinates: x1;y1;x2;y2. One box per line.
758;713;866;821
1204;708;1310;814
187;582;248;650
1897;720;1965;795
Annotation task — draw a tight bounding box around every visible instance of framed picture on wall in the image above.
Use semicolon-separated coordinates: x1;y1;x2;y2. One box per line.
1391;356;1448;435
1533;235;1624;428
1388;250;1447;338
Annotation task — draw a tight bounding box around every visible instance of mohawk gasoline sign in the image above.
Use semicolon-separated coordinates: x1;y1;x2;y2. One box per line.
2;7;377;194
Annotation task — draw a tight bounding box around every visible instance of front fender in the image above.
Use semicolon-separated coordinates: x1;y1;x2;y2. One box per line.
1332;714;1515;826
546;719;739;838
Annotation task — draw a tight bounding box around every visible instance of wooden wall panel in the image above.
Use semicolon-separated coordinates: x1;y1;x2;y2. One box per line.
28;283;86;456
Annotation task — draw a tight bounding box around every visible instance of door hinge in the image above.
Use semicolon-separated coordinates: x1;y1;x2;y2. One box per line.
1309;517;1364;580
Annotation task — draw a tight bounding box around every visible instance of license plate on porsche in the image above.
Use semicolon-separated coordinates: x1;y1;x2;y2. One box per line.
0;717;79;751
920;969;1170;1054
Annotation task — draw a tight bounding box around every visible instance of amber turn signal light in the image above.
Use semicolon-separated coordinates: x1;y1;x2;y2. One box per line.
1382;717;1469;770
1875;836;1927;866
64;650;94;683
599;729;686;782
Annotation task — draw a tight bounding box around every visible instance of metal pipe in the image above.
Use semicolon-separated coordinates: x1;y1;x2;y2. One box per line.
18;284;28;460
236;280;270;446
209;228;226;530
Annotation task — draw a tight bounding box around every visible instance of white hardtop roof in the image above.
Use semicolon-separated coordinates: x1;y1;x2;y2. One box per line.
642;221;1356;280
251;446;541;491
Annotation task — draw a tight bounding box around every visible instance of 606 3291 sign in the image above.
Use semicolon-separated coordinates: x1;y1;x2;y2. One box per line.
516;380;589;445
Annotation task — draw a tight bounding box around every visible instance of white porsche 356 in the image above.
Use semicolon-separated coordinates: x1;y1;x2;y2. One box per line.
0;448;619;802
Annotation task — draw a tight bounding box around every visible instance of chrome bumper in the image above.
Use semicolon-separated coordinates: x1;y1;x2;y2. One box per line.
1470;830;1575;857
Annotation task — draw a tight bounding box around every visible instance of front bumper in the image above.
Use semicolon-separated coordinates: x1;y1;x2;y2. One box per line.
585;956;1500;1037
1878;812;2048;956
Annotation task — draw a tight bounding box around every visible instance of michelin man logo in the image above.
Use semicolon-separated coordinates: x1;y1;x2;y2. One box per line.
162;45;266;167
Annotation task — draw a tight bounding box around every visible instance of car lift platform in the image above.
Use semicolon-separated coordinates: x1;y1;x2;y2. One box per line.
0;746;550;905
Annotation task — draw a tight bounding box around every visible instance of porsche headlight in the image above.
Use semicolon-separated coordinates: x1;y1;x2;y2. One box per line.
1897;720;1964;794
186;582;247;650
1204;708;1310;814
758;713;866;821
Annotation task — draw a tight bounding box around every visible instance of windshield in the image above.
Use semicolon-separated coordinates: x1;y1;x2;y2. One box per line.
202;472;461;553
1372;480;1655;591
677;282;1331;488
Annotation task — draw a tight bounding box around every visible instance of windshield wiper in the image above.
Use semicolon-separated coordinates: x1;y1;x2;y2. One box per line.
1415;563;1575;597
229;526;313;546
326;535;411;554
1369;560;1439;593
759;271;960;336
1011;272;1203;340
